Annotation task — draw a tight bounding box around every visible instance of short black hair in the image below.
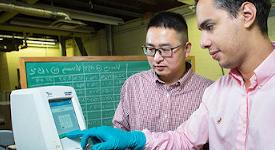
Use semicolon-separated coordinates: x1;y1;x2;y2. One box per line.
195;0;271;34
147;11;189;41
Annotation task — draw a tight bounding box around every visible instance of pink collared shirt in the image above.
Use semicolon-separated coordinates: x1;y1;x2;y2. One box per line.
143;49;275;149
113;64;213;132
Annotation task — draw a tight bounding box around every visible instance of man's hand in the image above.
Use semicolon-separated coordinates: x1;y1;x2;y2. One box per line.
64;126;146;150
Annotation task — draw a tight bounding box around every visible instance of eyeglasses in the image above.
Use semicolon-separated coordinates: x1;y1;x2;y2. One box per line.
142;43;184;57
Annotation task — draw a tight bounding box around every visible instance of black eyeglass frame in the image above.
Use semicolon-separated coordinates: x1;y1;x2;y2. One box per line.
142;43;185;57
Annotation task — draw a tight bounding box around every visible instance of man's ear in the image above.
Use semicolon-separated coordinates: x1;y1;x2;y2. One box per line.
240;2;257;28
185;42;191;57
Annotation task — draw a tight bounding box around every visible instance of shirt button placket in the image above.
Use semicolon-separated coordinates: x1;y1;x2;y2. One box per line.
236;92;248;150
164;92;170;127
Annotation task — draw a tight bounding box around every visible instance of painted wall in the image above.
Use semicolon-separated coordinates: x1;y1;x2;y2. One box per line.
185;14;226;80
268;16;275;41
268;7;275;41
4;47;62;90
82;32;108;56
113;19;147;55
73;31;109;56
0;52;3;91
0;52;11;91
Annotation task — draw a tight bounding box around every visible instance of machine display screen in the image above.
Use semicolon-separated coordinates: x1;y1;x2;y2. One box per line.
49;98;80;137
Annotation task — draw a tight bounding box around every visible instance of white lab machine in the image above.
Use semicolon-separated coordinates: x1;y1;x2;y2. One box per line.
10;86;86;150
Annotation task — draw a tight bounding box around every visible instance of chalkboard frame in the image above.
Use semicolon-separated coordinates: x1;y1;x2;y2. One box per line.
19;56;195;88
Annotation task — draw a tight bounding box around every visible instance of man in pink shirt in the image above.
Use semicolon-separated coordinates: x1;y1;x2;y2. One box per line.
65;0;275;149
112;12;213;133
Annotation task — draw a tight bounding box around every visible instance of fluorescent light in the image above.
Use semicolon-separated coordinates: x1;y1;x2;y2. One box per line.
27;40;56;45
27;43;58;48
0;35;57;42
26;37;56;42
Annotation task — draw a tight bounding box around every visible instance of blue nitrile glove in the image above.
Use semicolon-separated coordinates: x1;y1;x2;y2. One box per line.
64;126;146;150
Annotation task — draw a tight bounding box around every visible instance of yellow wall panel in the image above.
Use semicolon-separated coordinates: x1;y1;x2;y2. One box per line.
185;14;226;80
2;47;61;91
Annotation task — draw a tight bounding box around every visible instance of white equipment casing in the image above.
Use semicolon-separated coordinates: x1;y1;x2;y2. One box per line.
10;86;86;150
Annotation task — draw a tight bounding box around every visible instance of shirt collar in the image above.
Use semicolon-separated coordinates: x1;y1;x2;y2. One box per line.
154;62;193;86
229;42;275;88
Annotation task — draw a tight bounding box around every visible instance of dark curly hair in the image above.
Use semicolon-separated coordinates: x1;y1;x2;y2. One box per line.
195;0;271;34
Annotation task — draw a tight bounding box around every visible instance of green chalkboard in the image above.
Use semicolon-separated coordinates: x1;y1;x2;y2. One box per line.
19;56;150;128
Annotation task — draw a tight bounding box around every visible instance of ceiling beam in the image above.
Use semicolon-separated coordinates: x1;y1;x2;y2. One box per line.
0;2;71;20
35;4;124;25
92;5;142;18
137;0;157;5
0;0;39;24
22;0;39;3
0;12;18;23
169;5;194;16
177;0;194;5
0;0;124;25
52;0;142;17
53;0;140;11
0;25;90;37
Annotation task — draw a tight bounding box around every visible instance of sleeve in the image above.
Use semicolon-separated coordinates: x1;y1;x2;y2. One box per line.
112;80;131;130
142;101;209;150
